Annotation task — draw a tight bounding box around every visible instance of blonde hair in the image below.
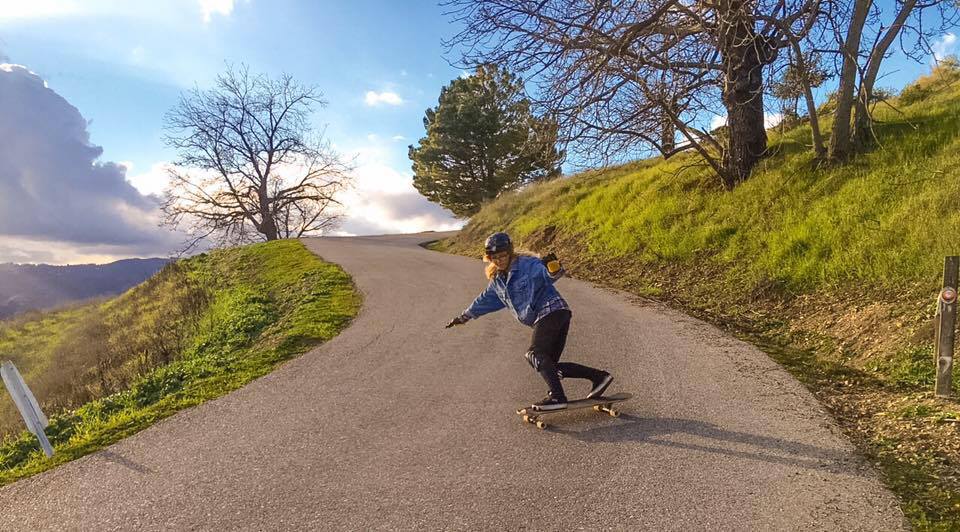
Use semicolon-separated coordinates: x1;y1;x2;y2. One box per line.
482;255;499;280
482;250;536;280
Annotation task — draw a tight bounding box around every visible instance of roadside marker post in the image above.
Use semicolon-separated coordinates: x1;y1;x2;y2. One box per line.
0;361;54;457
935;256;959;398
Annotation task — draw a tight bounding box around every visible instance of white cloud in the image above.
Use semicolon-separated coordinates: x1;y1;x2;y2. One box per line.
364;91;403;106
933;33;958;63
0;63;34;75
331;136;462;235
352;161;415;196
0;63;183;263
391;135;406;141
331;186;464;236
199;0;234;22
710;115;726;130
127;162;174;197
0;235;140;264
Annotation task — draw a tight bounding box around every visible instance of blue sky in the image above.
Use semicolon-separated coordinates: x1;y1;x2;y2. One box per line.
0;0;469;264
0;0;956;264
1;1;466;173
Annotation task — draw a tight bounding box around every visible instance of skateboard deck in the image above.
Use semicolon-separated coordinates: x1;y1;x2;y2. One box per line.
515;392;632;429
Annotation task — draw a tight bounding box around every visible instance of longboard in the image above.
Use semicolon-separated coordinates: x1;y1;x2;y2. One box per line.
515;392;632;429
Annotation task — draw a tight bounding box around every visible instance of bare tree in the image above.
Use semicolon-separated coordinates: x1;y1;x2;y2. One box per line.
769;50;830;156
444;0;821;189
163;65;352;253
821;0;959;159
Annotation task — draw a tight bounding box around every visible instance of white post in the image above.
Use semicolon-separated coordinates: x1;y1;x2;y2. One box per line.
1;361;54;457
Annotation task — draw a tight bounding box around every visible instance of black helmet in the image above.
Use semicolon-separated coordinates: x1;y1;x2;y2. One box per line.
484;232;513;255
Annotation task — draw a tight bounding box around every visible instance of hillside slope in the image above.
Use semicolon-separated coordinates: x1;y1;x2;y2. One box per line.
436;66;960;529
0;239;360;485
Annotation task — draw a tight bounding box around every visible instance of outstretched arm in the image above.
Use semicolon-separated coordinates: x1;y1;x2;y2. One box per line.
446;281;505;328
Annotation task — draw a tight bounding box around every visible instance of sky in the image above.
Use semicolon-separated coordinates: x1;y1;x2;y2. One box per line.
0;0;955;264
0;0;470;264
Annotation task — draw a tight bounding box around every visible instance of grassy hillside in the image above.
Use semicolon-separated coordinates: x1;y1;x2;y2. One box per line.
436;65;960;530
0;239;360;485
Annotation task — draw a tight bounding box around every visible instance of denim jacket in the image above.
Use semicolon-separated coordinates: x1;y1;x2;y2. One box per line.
463;255;565;327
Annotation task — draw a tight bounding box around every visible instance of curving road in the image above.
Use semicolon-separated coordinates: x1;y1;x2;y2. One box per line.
0;232;907;530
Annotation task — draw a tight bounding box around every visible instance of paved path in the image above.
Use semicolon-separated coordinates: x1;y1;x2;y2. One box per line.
0;232;907;530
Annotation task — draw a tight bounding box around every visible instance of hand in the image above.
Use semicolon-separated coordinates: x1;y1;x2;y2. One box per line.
541;252;561;274
445;314;470;328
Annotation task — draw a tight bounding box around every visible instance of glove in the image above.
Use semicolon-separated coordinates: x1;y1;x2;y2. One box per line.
541;252;562;274
445;314;470;328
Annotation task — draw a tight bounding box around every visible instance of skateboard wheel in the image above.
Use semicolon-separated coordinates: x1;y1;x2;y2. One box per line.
609;409;619;417
593;405;601;412
536;421;547;429
523;414;531;423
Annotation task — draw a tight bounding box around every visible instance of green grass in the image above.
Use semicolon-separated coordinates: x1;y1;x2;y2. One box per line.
439;64;960;530
0;239;360;485
869;344;939;390
453;66;960;298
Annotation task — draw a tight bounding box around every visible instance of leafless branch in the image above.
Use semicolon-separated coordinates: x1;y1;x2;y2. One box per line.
162;65;353;253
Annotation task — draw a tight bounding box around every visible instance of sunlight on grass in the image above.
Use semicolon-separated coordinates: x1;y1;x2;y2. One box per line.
0;239;361;486
442;64;960;530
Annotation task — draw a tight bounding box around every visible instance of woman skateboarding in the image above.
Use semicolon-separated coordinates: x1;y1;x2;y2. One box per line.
445;232;614;410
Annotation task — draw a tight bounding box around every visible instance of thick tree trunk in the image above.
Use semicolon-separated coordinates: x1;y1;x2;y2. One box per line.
829;0;871;161
259;186;279;241
718;1;768;189
262;219;279;240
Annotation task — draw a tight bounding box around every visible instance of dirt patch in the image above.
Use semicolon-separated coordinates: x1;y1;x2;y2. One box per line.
787;288;940;366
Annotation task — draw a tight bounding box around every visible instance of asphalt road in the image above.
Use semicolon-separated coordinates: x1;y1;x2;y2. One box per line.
0;232;908;530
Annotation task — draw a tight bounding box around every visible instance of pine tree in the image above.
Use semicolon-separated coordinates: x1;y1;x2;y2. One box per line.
409;65;561;217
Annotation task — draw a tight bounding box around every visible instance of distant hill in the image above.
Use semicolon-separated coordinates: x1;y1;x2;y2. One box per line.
0;258;170;320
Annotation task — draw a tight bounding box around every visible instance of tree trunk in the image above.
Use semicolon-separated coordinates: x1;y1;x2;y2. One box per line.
259;186;279;240
851;86;872;150
262;218;279;240
829;0;871;161
718;0;768;189
852;0;916;148
661;109;676;157
788;41;826;158
803;87;826;158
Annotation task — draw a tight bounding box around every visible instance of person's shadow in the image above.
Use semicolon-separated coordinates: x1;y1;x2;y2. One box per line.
550;413;869;477
98;450;154;474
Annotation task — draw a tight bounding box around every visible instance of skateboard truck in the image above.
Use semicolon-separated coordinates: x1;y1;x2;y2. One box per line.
515;393;631;430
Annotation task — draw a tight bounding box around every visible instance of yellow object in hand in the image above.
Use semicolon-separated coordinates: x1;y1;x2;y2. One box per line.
547;260;561;274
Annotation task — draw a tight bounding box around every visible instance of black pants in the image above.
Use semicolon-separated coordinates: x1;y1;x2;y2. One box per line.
527;309;604;396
